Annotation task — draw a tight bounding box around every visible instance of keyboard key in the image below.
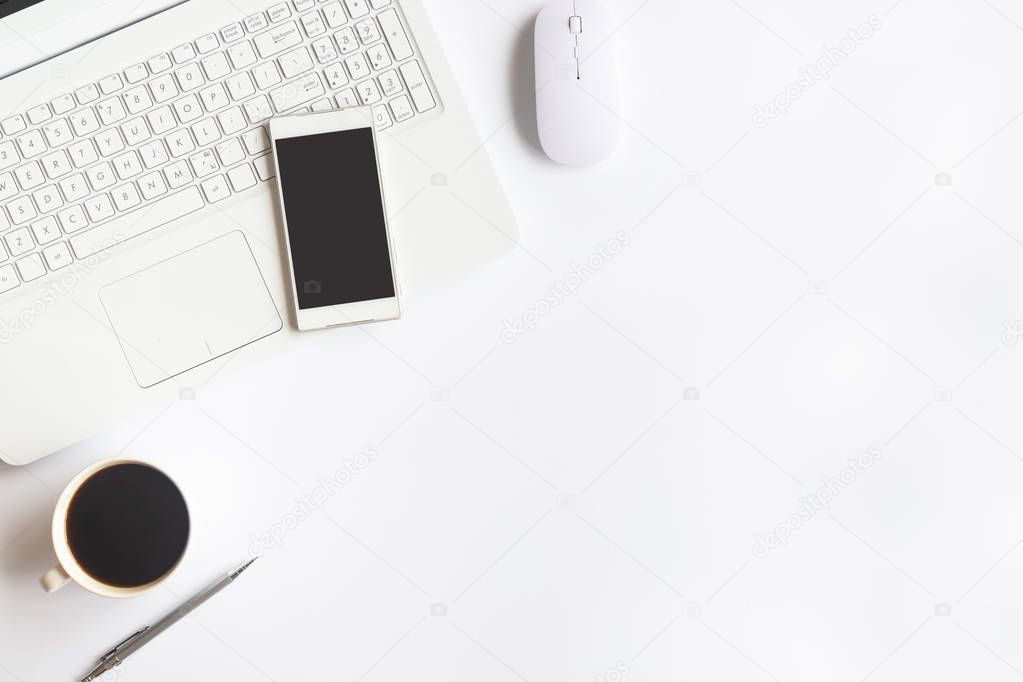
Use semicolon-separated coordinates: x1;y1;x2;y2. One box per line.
97;98;127;126
254;154;275;181
0;142;20;171
173;94;204;123
228;41;258;70
390;94;414;122
172;42;197;64
302;11;327;38
254;21;303;58
372;104;392;129
139;171;169;200
245;12;269;33
167;129;197;158
32;185;62;213
164;160;194;189
6;227;34;255
1;115;26;135
356;78;381;104
0;173;16;201
253;62;283;89
202;52;232;81
51;94;76;115
58;205;88;233
379;69;402;96
226;72;256;101
324;63;349;89
125;63;149;84
99;73;124;94
366;43;391;70
190;149;219;178
43;241;73;270
71;187;205;258
335;27;359;54
192;118;221;147
123;86;153;114
84;194;115;222
243;95;273;123
86;163;116;191
344;53;369;80
323;2;347;28
0;265;19;294
8;194;36;225
112;183;142;211
218;106;247;135
148;106;177;135
59;174;89;202
242;126;270;154
201;174;231;203
216;138;245;166
310;98;333;112
370;0;390;8
199;83;230;112
16;130;47;159
31;216;60;244
121;117;152;146
221;23;244;43
0;208;8;233
139;140;170;169
16;253;46;282
280;47;314;78
176;63;205;92
42;118;73;147
96;129;126;157
15;162;44;190
145;78;177;107
196;33;220;54
27;104;52;125
68;140;99;168
335;88;358;108
294;0;315;11
71;108;101;136
75;84;100;105
378;9;413;60
148;53;173;73
399;60;436;112
113;151;143;180
269;2;293;22
312;36;339;63
0;242;6;261
42;151;71;179
270;73;325;112
355;18;380;44
227;163;257;192
343;0;369;18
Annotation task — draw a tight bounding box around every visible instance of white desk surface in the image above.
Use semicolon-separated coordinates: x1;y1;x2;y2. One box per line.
4;0;1023;680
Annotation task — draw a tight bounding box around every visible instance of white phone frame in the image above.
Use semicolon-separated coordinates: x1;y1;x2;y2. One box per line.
269;108;401;332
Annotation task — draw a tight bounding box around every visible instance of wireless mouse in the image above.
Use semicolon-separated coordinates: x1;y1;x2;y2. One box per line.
534;0;622;165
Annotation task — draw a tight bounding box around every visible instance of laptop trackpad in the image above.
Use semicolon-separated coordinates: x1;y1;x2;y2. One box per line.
100;231;283;388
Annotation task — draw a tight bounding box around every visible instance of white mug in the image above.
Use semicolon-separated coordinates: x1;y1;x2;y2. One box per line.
40;458;189;597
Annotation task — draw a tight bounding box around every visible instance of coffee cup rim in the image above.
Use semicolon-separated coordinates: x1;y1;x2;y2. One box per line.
52;458;190;598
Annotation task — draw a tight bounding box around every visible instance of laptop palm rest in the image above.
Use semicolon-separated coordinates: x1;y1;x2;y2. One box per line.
99;231;283;388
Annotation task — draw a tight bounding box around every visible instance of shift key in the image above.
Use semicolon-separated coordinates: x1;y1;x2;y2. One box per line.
270;74;325;112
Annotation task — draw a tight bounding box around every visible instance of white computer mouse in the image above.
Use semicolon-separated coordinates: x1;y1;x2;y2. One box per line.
534;0;622;165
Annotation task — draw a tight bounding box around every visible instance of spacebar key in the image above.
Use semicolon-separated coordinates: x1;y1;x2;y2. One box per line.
70;188;206;259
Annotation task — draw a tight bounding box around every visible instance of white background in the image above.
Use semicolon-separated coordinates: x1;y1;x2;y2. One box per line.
5;0;1023;680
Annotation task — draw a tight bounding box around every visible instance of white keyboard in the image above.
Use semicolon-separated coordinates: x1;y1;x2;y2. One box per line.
0;0;440;298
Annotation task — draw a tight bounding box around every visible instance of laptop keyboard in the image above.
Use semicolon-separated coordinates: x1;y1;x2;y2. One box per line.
0;0;439;297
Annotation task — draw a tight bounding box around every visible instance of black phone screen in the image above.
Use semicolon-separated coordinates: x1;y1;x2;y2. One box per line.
274;128;395;311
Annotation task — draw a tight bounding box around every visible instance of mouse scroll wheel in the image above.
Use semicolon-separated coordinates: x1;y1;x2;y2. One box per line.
569;16;583;34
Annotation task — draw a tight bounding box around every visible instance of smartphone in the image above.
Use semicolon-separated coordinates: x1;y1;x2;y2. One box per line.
269;108;400;331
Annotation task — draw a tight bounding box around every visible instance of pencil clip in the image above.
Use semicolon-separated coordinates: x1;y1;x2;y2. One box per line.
100;626;150;662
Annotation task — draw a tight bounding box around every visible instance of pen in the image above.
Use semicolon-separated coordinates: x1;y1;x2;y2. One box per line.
82;558;257;682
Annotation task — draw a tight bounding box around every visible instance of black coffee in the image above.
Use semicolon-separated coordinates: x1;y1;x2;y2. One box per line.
66;463;189;588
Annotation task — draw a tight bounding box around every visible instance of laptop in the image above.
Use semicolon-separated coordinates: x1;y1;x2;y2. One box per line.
0;0;518;465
